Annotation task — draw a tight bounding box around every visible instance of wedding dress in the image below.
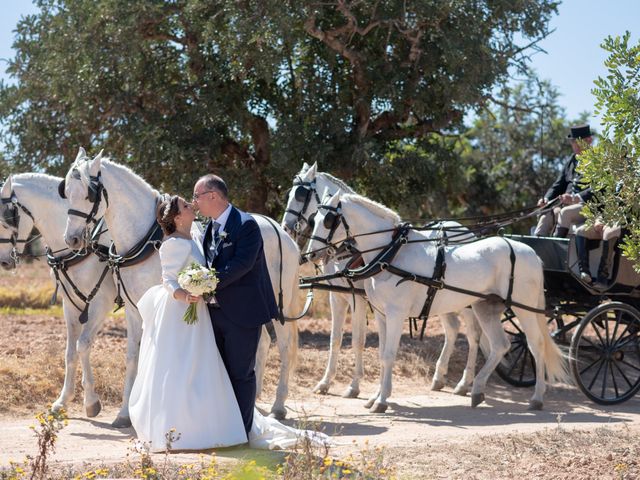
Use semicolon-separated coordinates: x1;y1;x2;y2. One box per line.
129;236;329;452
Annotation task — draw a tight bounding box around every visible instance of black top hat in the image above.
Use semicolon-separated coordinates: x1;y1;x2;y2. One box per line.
568;124;592;139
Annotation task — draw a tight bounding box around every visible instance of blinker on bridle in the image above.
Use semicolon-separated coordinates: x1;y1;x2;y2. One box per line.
58;168;108;227
284;176;321;234
0;192;35;260
308;201;352;258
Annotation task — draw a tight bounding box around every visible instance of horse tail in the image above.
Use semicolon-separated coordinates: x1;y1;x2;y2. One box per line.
536;283;570;385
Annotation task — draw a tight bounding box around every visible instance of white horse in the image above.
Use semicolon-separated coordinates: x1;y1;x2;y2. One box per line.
282;162;482;396
306;191;568;412
61;152;299;422
0;169;117;418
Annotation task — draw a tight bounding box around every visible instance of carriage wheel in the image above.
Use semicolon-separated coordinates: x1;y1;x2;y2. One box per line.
495;308;537;387
570;302;640;405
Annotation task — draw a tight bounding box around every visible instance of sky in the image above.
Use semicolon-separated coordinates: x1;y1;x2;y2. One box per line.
0;0;638;131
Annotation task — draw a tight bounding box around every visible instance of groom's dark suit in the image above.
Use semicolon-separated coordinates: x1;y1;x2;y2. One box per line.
203;205;278;434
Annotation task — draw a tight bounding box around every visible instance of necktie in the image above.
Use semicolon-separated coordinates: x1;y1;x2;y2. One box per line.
208;221;221;264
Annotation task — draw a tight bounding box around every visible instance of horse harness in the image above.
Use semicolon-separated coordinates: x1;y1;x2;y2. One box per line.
285;176;321;237
302;211;548;324
0;193;35;253
58;171;163;314
108;217;163;310
0;187;115;324
59;168;109;231
252;213;314;324
47;245;111;324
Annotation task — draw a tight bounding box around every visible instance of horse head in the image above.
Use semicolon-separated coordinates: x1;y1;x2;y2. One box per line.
304;188;348;263
282;161;319;249
0;176;36;269
62;148;106;251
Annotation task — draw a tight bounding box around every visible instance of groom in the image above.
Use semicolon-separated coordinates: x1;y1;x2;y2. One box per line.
192;174;278;435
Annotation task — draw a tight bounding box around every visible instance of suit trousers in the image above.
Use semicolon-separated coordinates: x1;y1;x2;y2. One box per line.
208;307;262;435
534;207;561;236
557;203;586;230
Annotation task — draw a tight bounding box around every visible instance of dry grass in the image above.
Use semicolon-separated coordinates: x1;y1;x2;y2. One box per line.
384;424;640;479
5;264;640;479
0;261;57;308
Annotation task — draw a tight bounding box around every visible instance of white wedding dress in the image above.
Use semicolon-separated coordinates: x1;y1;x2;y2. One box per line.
129;236;328;452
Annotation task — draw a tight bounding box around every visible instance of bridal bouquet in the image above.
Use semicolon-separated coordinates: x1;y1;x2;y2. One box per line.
177;262;219;324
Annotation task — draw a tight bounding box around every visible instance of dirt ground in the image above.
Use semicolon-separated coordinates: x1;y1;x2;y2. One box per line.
2;291;640;478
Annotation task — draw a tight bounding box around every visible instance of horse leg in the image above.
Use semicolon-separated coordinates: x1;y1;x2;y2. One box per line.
453;308;482;396
365;311;385;409
431;313;460;391
76;301;110;418
112;308;143;428
515;310;547;410
469;300;510;408
52;302;81;413
269;320;298;420
313;292;349;395
343;295;367;398
255;325;271;399
370;312;403;413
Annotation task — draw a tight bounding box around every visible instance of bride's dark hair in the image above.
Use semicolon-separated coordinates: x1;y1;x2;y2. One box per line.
157;195;181;236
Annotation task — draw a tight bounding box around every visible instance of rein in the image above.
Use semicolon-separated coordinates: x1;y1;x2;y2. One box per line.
303;219;549;317
108;218;163;310
252;214;314;323
47;244;111;324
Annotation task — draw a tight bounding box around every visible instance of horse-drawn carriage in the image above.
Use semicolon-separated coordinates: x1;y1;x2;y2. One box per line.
496;234;640;405
285;162;640;410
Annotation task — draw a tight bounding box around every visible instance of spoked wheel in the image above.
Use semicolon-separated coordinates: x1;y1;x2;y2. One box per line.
495;308;537;387
570;302;640;405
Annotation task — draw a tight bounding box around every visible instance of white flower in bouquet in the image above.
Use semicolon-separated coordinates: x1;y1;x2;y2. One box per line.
177;262;219;324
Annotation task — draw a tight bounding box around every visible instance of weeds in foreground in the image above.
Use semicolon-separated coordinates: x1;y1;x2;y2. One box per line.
28;408;68;480
1;407;396;479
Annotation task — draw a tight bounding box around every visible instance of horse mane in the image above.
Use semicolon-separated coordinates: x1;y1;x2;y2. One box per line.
101;158;159;197
318;172;355;194
13;172;61;184
342;193;401;223
75;156;159;197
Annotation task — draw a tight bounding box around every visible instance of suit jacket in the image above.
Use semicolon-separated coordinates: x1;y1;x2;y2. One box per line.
544;154;593;202
197;206;277;328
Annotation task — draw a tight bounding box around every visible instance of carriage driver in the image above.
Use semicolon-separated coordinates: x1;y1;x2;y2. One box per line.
534;124;594;237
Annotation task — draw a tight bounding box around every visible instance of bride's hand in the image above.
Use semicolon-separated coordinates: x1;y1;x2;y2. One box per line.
175;288;200;304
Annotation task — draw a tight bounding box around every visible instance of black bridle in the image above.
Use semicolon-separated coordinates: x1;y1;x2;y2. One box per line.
284;176;321;236
308;202;353;259
0;193;36;259
58;168;109;244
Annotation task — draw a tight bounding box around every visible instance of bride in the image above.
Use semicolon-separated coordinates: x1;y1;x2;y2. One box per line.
129;195;327;452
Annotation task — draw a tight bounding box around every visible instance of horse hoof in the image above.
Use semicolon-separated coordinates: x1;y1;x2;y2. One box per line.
313;383;330;395
528;400;544;411
364;398;376;409
111;416;132;429
269;409;287;420
431;379;446;391
453;385;469;396
85;400;101;418
342;387;360;399
471;393;485;408
369;402;388;414
51;401;65;413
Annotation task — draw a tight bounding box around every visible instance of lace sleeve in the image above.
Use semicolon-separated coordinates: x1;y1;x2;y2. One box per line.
159;237;192;296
